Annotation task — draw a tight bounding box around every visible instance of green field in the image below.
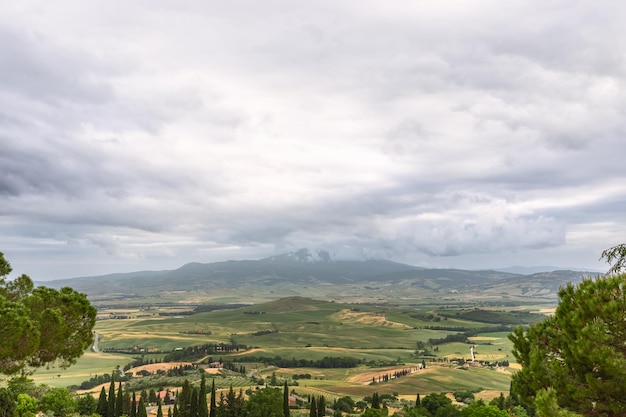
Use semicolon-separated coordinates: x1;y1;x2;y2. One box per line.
27;297;541;399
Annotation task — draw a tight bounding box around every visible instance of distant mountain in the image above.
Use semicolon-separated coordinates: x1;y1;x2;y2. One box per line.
493;265;603;275
42;250;597;305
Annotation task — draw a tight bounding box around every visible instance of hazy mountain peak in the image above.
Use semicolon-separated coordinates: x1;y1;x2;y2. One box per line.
266;248;332;263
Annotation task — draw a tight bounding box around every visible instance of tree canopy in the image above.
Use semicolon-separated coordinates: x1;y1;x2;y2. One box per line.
510;273;626;417
0;252;97;375
601;243;626;275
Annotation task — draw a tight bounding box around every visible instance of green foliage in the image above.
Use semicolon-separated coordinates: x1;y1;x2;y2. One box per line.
421;393;452;416
334;396;355;413
15;394;38;417
533;389;578;417
136;398;147;417
601;244;626;275
97;387;108;417
216;385;244;417
76;394;98;417
361;408;388;417
0;388;17;417
7;378;39;400
0;252;97;375
198;373;208;417
283;382;289;417
510;274;626;417
461;403;508;417
310;397;317;417
107;376;116;417
244;388;283;417
209;380;216;417
39;388;76;417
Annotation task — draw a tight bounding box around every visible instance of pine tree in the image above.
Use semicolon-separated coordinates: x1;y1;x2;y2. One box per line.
309;397;317;417
510;274;626;417
97;386;108;417
283;382;290;417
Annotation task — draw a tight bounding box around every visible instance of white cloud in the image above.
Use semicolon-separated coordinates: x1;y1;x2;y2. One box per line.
1;0;625;279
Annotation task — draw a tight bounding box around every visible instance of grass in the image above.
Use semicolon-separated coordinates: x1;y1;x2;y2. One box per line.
30;297;522;397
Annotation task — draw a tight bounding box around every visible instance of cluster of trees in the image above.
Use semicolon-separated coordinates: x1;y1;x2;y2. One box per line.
507;244;626;417
233;355;361;369
427;326;512;346
163;344;246;362
122;357;163;373
370;368;414;385
6;247;626;417
362;391;521;417
0;252;97;375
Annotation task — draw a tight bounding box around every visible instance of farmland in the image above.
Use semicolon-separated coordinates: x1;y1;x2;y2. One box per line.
29;296;534;401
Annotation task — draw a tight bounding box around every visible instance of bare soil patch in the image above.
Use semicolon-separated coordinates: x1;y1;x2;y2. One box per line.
334;309;412;328
130;362;193;376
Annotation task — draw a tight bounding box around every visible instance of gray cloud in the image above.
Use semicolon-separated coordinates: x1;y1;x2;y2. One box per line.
1;0;625;280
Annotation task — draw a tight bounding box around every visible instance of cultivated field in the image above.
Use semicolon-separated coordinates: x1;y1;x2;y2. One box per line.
30;297;538;400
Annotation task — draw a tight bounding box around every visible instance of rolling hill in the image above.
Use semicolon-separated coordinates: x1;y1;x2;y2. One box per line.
42;249;598;306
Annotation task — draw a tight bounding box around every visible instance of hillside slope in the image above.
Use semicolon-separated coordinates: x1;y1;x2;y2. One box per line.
43;251;597;305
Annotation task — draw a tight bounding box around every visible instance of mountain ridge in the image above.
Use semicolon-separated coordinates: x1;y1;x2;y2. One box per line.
40;250;598;305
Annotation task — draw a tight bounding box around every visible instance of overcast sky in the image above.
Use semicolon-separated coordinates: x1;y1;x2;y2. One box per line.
2;1;625;281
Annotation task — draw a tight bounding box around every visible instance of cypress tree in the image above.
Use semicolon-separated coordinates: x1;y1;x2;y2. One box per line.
283;382;290;417
137;398;147;417
372;393;380;409
178;380;193;417
209;380;216;417
190;388;199;417
157;403;163;417
199;373;208;417
416;393;421;407
107;375;116;417
130;391;137;417
122;387;131;416
309;397;317;417
97;386;108;417
116;383;123;417
317;396;325;417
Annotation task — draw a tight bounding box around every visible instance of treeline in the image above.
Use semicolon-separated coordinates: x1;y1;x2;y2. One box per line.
427;326;512;345
370;368;414;384
232;355;362;368
74;373;126;391
163;343;247;362
438;309;544;325
193;304;249;313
